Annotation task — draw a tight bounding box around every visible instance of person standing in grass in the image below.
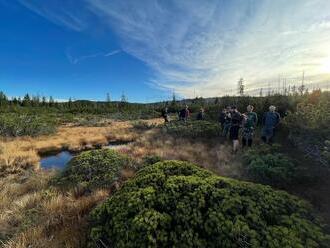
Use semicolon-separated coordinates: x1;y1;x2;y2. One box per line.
161;107;169;123
219;108;226;130
222;106;232;137
261;105;281;144
182;105;190;122
179;105;189;121
196;107;205;120
178;109;184;121
229;106;243;153
242;105;258;147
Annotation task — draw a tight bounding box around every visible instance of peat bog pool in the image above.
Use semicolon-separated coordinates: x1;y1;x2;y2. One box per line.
40;151;73;170
40;141;132;170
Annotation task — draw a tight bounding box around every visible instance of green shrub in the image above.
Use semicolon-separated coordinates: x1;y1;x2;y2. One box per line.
89;160;329;248
55;149;133;189
243;145;296;185
0;113;56;137
141;155;163;166
163;120;221;138
284;94;330;166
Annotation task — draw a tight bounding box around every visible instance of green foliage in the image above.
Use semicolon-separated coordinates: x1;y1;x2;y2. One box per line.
55;149;133;189
163;120;221;138
284;92;330;166
243;145;296;185
0;113;56;137
141;155;163;166
89;160;329;248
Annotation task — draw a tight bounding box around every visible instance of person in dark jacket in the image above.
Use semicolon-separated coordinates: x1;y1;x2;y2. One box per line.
222;106;232;137
179;105;190;122
242;105;258;147
261;105;280;144
161;107;169;123
196;107;205;120
178;109;185;121
219;108;226;130
229;106;243;153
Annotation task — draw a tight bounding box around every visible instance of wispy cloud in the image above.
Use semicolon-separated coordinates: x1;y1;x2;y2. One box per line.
14;0;330;97
104;50;121;57
18;0;88;31
86;0;330;97
66;49;121;64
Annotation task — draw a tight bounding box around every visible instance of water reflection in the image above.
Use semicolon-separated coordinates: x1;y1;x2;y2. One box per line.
40;151;73;170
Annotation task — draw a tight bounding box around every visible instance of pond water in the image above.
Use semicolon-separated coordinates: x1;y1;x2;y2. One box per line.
40;151;73;170
106;144;130;150
40;141;131;170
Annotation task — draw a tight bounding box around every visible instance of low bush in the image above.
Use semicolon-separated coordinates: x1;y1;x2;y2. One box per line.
163;120;221;138
89;160;329;248
0;113;56;137
284;94;330;166
141;155;163;166
55;149;133;189
243;145;296;185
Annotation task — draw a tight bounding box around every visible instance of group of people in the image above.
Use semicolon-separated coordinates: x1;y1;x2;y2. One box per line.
219;105;280;152
161;105;205;123
161;104;281;152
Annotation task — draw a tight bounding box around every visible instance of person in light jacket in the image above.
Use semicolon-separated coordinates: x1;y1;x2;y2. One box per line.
261;105;280;144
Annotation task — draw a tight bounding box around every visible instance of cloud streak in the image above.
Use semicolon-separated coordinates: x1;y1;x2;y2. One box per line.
18;0;89;31
66;49;121;64
15;0;330;97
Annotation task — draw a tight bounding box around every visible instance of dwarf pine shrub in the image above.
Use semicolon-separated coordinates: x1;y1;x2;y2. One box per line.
55;149;133;189
141;155;163;166
243;145;296;185
0;114;56;137
89;160;329;248
163;120;221;138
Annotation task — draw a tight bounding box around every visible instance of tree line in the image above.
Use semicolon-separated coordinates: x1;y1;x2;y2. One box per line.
0;89;327;120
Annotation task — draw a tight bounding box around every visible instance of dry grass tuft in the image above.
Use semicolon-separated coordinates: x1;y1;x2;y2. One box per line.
0;171;109;248
126;129;243;177
0;141;39;175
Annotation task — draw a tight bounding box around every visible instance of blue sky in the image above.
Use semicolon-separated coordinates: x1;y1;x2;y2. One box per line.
0;0;330;102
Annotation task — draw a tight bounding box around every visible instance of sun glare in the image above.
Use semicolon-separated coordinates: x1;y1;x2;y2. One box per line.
321;57;330;73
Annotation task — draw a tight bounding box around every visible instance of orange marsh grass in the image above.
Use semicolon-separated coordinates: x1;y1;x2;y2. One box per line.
0;171;109;248
0;119;143;175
